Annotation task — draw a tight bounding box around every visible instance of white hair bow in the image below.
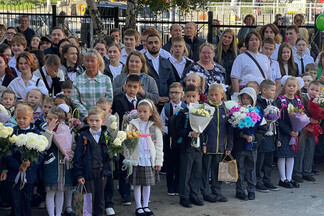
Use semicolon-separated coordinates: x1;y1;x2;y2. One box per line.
280;75;304;89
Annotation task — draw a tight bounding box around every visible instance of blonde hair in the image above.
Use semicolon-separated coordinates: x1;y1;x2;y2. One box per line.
96;97;111;106
137;99;163;131
15;104;33;116
88;106;105;120
83;49;105;73
184;72;206;94
170;36;189;57
275;77;302;100
216;29;237;66
299;28;309;42
208;83;226;101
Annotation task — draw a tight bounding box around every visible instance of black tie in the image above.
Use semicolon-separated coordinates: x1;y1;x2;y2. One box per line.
131;99;136;108
301;57;304;74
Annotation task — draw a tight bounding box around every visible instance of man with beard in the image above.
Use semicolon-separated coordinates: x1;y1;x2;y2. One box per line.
44;27;66;56
145;33;176;107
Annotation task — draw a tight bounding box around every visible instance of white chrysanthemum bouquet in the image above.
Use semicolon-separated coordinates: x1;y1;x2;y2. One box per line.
0;123;17;158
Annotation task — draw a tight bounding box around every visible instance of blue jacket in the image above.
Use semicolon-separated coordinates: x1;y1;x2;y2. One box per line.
73;125;112;180
202;101;233;154
6;124;42;183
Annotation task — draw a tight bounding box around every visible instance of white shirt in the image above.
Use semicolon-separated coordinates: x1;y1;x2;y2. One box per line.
125;93;137;108
138;120;151;166
284;64;289;75
0;75;4;86
109;64;123;79
292;46;311;57
160;101;184;134
9;57;21;76
270;43;281;60
294;54;314;74
145;52;160;74
7;75;46;99
141;48;171;59
90;128;101;143
231;51;271;86
169;56;187;79
119;48;129;65
270;59;282;81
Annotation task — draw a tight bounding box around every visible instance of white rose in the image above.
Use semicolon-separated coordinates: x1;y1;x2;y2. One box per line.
110;122;118;131
117;131;126;142
6;127;13;135
16;134;27;147
109;115;117;122
9;135;18;143
113;138;122;146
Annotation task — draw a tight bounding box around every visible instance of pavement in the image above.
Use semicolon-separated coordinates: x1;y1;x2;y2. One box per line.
1;162;324;216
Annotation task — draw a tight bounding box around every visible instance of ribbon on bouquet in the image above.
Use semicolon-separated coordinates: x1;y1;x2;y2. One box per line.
265;121;277;136
14;171;27;190
122;159;138;178
289;136;298;154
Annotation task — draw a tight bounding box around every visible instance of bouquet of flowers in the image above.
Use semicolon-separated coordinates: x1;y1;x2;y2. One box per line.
53;123;73;166
305;92;324;143
0;123;17;158
188;103;215;148
121;110;138;131
287;104;310;153
0;104;10;123
106;113;119;139
264;105;280;136
228;104;263;150
68;108;83;134
14;132;48;189
105;131;125;158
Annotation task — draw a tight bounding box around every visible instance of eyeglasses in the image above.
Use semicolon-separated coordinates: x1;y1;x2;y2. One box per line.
278;18;283;20
295;19;302;22
170;92;181;95
201;52;213;55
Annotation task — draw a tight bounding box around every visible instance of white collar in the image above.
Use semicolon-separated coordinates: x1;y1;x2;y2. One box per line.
126;93;137;103
171;101;182;107
89;128;101;134
296;54;307;59
146;51;159;60
306;93;311;100
169;56;186;64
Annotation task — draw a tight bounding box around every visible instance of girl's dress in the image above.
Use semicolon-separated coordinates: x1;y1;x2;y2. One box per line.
275;96;299;158
127;119;163;186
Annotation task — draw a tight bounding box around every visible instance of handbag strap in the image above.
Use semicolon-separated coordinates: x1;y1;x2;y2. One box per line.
245;52;266;79
78;184;88;193
222;154;235;162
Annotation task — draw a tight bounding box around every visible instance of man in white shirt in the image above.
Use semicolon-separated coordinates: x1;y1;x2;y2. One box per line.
119;28;139;65
231;31;271;92
286;25;310;57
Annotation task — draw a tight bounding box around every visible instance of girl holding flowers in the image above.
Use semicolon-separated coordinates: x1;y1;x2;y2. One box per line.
274;76;305;189
127;99;163;216
43;105;73;216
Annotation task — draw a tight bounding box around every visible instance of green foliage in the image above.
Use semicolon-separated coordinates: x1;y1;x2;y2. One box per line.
0;3;35;10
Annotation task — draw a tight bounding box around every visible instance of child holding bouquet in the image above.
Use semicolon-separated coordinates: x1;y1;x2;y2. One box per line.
232;87;266;201
126;99;163;216
201;83;233;203
43;105;73;216
256;80;279;192
293;80;322;183
275;76;307;189
7;104;42;216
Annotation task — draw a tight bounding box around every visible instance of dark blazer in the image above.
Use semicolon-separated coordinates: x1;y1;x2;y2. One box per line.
145;55;176;97
170;57;193;82
18;27;35;47
183;36;206;62
1;74;14;87
44;46;59;56
104;59;124;82
162;38;193;60
74;125;112;180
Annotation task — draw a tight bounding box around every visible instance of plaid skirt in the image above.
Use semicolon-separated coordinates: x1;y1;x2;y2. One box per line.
128;166;160;186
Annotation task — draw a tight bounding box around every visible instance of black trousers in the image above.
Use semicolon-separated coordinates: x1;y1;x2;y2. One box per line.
201;154;223;196
104;175;114;208
256;151;274;186
165;136;180;194
10;182;34;216
85;170;107;216
118;154;131;199
179;148;202;199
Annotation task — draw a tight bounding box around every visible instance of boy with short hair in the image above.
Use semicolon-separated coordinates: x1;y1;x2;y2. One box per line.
246;81;260;94
120;28;139;64
61;80;73;99
255;80;279;193
96;97;112;121
293;80;322;183
305;63;318;80
9;35;27;76
286;25;310;57
160;82;185;196
233;87;266;201
35;97;55;130
74;106;112;216
175;85;204;208
300;72;313;94
112;74;142;206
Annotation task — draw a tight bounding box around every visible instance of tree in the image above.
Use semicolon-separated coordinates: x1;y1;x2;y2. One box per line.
86;0;106;41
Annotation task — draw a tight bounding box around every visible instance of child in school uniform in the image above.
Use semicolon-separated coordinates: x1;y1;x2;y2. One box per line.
127;99;163;216
35;97;55;130
201;83;233;203
160;82;185;196
233;87;266;201
275;76;305;189
293;80;322;183
26;87;48;122
175;85;204;208
74;106;113;216
255;80;279;192
112;74;142;206
7;104;42;216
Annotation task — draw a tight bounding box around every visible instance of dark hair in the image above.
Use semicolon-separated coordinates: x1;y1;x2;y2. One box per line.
260;23;281;43
51;26;66;36
54;94;72;107
262;38;276;47
124;28;139;41
146;33;161;42
7;26;17;32
126;74;141;84
0;44;10;53
286;25;299;34
245;31;262;50
184;84;199;93
260;79;276;92
308;80;322;88
30;50;45;68
243;14;255;25
110;28;120;35
94;39;107;48
104;36;116;47
1;89;16;100
57;39;70;52
237;40;245;49
277;42;298;76
0;54;14;78
296;37;308;46
61;80;73;89
61;44;81;66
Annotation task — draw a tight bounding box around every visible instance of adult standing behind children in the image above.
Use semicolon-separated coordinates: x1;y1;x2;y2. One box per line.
17;16;35;47
183;22;206;62
71;49;113;120
44;27;66;56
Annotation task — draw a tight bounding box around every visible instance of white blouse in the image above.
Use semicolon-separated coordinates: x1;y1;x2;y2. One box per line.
7;75;46;99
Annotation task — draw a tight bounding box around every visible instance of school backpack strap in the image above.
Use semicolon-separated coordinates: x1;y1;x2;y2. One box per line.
295;95;304;109
36;78;41;87
177;112;189;144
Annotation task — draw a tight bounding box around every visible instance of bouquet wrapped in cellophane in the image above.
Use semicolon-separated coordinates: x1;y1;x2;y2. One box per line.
264;105;280;136
0;123;17;158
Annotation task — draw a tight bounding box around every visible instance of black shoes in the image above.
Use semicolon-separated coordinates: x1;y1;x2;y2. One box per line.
292;176;304;183
264;182;279;191
235;193;248;201
122;196;132;206
278;180;293;188
256;184;269;193
179;197;192;208
216;194;228;202
203;194;217;203
303;175;316;182
135;208;146;216
290;180;300;188
143;207;154;216
190;196;204;206
248;192;255;200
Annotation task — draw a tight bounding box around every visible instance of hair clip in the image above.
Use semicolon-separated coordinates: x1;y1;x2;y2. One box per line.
138;99;153;110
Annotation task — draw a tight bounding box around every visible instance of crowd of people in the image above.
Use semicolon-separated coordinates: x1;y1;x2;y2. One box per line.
0;12;323;216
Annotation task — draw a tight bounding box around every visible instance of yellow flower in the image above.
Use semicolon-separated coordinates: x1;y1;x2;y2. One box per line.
0;129;9;138
9;135;18;143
